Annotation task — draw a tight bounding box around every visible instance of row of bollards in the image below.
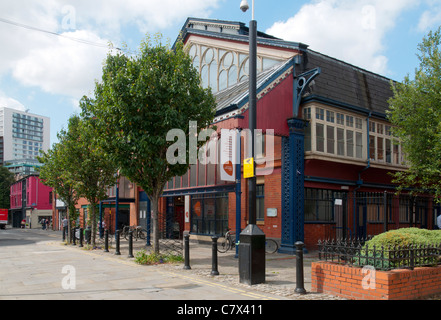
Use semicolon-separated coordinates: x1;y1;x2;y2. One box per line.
183;234;220;275
182;234;307;294
70;227;135;259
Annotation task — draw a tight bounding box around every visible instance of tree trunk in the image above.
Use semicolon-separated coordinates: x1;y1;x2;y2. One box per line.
67;207;71;244
151;194;160;254
91;204;97;247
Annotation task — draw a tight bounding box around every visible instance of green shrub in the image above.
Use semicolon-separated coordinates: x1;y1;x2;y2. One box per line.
365;228;441;248
134;250;184;265
354;228;441;270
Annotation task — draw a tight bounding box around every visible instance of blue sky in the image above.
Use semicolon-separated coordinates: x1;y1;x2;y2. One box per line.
0;0;440;147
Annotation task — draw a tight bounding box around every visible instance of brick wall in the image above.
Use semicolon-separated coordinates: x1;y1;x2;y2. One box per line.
312;261;441;300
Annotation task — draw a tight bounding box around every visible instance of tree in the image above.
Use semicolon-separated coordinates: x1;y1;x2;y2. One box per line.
65;114;117;247
388;26;441;198
81;35;216;253
39;115;117;246
38;118;82;242
0;166;14;209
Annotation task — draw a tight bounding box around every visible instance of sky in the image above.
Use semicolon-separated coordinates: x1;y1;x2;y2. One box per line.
0;0;440;147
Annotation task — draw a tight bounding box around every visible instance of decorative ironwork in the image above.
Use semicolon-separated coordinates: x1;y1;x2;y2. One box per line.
145;214;183;257
293;67;321;117
280;118;307;254
318;238;441;271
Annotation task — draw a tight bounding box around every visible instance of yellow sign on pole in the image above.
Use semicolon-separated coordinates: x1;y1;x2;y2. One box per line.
244;157;254;179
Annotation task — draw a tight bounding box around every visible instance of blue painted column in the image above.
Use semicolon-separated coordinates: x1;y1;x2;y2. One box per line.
279;117;307;254
235;129;242;258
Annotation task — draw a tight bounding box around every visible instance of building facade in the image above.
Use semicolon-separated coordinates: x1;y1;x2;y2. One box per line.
0;107;50;177
10;174;53;228
56;18;439;251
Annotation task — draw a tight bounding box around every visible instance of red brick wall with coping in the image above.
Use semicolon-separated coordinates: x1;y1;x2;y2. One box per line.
312;261;441;300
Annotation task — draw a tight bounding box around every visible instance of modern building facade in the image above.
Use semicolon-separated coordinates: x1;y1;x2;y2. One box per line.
10;174;53;228
53;18;439;251
0;107;50;177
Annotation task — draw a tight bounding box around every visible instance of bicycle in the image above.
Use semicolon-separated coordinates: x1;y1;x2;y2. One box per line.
217;228;279;254
120;225;130;239
217;229;237;253
265;238;278;254
123;226;147;241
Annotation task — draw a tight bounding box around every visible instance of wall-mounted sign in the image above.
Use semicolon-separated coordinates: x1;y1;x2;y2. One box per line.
184;195;190;223
244;157;254;179
220;129;238;182
267;208;277;217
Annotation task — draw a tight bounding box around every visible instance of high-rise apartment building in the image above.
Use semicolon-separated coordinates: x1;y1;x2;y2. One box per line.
0;107;50;176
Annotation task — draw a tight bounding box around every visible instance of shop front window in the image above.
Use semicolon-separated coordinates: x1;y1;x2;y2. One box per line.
191;193;229;235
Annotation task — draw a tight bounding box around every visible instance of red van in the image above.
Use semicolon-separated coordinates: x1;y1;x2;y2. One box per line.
0;209;8;229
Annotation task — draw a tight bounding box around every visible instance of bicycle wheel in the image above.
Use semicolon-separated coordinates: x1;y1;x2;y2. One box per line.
265;239;278;254
217;236;230;253
138;229;147;240
121;226;128;240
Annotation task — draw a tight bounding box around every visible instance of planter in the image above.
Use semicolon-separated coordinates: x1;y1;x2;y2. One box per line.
311;261;441;300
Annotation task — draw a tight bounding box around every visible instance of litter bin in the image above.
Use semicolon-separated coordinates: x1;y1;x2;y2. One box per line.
85;227;91;244
238;224;266;285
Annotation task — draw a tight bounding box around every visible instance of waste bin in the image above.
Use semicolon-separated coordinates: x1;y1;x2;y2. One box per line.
238;224;266;285
85;227;91;244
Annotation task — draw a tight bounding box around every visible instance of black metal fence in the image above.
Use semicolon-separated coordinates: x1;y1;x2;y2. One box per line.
305;189;438;241
145;214;183;256
318;238;441;271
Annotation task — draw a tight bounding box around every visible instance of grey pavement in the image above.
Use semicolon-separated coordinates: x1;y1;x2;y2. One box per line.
0;227;344;301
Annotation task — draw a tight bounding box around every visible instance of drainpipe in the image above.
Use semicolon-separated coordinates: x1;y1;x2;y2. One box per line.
353;112;371;237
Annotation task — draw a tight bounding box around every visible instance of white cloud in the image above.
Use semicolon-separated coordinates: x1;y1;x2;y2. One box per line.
12;30;108;98
0;91;26;112
418;3;441;32
0;0;221;100
266;0;417;76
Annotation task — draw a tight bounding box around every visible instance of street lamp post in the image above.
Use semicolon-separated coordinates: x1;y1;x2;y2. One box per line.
238;0;266;285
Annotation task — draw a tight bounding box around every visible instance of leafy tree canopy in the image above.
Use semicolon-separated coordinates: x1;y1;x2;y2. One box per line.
81;35;216;252
388;26;441;198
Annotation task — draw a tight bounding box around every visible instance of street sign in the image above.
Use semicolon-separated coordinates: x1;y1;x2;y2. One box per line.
244;157;254;178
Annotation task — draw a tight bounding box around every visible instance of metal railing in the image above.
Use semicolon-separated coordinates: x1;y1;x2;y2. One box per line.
318;238;441;271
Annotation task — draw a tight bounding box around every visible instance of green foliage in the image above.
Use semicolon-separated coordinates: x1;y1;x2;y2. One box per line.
365;228;441;248
0;165;15;208
81;34;216;254
38;114;117;245
134;249;183;265
354;228;441;269
38;116;82;241
387;26;441;198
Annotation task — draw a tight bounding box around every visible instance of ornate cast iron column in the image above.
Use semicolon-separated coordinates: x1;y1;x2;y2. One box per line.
279;117;308;254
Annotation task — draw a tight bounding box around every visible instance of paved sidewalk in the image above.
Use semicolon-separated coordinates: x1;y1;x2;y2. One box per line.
61;230;345;300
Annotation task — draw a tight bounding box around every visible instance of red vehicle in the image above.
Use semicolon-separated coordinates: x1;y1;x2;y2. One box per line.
0;209;8;229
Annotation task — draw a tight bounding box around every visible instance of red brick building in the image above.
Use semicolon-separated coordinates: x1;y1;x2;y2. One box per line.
56;18;439;252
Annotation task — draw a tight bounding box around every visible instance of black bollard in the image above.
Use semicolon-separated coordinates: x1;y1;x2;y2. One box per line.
79;228;83;247
115;229;121;255
104;229;109;252
73;227;76;245
128;230;134;258
183;233;191;270
211;236;219;276
295;241;307;294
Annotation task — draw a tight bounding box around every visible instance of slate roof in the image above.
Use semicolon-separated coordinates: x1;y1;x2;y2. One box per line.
296;49;395;118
